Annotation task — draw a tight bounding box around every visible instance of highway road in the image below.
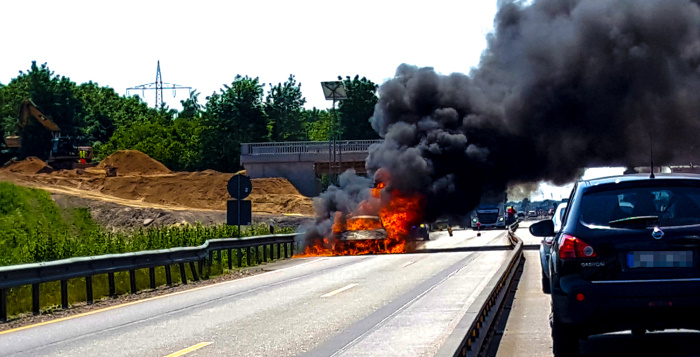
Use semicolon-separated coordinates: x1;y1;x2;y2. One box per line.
0;228;512;357
494;221;700;357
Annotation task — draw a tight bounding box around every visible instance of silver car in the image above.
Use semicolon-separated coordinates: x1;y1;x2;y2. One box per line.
539;202;567;293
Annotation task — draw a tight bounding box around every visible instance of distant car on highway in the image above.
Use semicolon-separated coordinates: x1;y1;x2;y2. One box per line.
527;210;537;218
530;174;700;356
517;211;525;219
539;202;567;293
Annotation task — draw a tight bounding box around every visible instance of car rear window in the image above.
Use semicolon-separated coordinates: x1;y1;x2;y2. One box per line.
579;185;700;227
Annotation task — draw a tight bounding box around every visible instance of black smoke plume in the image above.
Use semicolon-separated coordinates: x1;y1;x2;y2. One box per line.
303;0;700;245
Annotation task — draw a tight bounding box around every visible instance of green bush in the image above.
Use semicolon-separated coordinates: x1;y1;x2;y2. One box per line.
0;182;294;267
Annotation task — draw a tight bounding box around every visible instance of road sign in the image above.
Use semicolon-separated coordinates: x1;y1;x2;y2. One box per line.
227;175;252;200
227;200;252;226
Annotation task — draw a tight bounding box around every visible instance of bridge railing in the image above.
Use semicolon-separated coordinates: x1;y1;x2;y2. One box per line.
241;140;383;156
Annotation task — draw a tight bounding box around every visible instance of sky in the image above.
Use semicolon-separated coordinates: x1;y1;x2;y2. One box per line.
0;0;625;200
0;0;497;110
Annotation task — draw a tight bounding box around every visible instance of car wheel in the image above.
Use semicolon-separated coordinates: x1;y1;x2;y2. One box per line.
551;310;579;357
541;269;551;294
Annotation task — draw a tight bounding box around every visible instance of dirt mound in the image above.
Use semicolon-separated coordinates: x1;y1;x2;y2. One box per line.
97;150;171;175
0;152;314;215
251;177;303;196
0;157;52;174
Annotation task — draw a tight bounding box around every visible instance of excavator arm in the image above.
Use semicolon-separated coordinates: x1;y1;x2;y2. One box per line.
17;99;60;132
4;99;61;148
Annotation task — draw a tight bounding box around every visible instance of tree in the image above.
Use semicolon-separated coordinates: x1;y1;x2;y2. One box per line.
265;75;306;141
303;108;333;141
179;91;203;119
201;75;267;172
0;62;81;159
337;75;379;140
96;117;204;171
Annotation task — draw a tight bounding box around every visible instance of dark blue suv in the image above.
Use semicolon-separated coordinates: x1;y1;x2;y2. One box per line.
530;174;700;356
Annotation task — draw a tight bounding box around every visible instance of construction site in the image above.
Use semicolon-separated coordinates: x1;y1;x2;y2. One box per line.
0;150;315;231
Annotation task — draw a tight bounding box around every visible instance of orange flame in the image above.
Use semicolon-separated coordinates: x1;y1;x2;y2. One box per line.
297;176;426;257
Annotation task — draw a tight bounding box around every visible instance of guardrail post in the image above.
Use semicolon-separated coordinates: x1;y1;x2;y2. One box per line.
197;259;203;278
1;288;7;322
129;270;137;293
227;249;233;270
282;243;287;258
86;275;94;305
263;244;268;263
208;250;214;265
108;272;116;297
179;263;187;284
237;249;243;267
190;261;200;281
149;267;156;289
165;265;172;286
61;280;68;309
250;247;256;265
32;283;40;315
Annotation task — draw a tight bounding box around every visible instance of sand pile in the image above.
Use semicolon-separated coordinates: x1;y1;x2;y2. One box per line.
0;151;314;215
97;150;171;175
251;177;303;196
0;157;52;174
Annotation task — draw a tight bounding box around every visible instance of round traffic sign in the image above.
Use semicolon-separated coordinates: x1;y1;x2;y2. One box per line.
227;174;252;200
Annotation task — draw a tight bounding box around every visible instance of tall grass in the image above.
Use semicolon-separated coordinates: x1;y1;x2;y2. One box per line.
0;181;294;267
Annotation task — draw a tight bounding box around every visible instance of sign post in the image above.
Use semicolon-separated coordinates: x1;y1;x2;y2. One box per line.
227;175;253;237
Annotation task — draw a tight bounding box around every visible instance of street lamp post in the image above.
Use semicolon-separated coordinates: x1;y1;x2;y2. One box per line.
321;81;347;185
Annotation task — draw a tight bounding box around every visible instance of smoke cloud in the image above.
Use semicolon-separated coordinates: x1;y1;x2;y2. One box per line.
306;0;700;243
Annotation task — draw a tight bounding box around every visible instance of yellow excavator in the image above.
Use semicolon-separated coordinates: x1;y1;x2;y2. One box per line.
3;99;94;169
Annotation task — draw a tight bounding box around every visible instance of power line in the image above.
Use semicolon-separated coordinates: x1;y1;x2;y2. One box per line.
126;61;192;108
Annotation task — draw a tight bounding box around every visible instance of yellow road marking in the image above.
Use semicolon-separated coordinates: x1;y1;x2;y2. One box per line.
164;341;213;357
321;283;358;298
0;258;327;336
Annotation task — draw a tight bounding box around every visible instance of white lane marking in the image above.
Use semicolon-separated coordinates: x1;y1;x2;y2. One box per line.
321;283;359;298
0;257;328;336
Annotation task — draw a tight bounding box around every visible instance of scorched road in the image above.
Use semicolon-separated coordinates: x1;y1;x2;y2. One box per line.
0;228;513;357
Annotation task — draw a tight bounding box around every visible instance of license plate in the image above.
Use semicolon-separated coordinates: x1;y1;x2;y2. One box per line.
627;251;694;268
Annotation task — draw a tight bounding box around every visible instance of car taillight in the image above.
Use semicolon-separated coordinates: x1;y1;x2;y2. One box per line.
558;234;597;259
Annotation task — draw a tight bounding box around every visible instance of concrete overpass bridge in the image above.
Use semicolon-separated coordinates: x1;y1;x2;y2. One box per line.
240;140;382;196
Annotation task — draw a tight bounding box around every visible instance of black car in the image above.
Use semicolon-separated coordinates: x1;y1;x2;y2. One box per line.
530;174;700;356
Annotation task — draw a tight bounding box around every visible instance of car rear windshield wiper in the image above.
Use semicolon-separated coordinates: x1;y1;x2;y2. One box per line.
608;216;659;227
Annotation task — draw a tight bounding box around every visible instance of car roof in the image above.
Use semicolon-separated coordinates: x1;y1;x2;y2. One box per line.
579;173;700;187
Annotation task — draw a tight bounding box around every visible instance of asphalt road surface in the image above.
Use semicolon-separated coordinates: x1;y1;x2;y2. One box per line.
0;228;513;357
494;221;700;357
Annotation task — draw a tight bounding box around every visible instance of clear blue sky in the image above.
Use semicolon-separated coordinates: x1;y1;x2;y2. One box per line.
1;0;497;110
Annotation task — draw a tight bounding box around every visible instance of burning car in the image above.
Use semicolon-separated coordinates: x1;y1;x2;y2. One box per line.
332;214;430;254
336;215;430;242
336;215;387;241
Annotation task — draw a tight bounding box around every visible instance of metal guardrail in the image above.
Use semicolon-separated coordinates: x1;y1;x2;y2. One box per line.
241;140;383;155
0;233;298;322
437;221;523;357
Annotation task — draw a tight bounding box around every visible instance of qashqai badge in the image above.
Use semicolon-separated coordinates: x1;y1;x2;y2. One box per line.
652;227;664;240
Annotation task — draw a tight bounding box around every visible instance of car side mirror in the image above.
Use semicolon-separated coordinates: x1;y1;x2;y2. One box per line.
530;219;555;237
